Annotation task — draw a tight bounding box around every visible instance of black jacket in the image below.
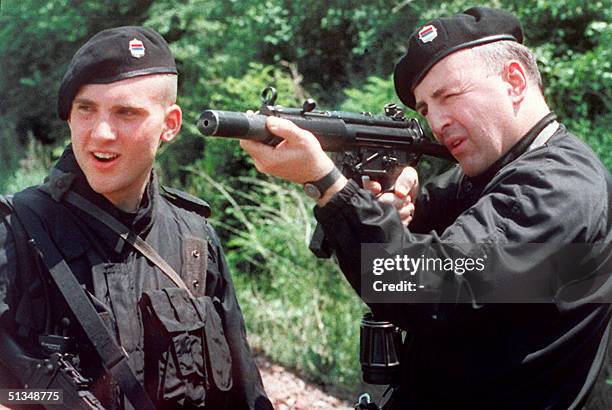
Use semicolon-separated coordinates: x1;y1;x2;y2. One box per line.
315;119;612;409
0;146;272;410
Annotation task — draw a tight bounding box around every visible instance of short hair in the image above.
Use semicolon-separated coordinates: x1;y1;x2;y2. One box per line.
472;40;543;95
143;74;178;107
149;74;178;107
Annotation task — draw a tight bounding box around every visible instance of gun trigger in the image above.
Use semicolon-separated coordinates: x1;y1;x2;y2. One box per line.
361;175;371;188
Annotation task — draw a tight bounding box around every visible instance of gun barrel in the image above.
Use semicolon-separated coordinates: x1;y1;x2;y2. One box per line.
198;111;283;145
198;109;454;161
198;110;351;149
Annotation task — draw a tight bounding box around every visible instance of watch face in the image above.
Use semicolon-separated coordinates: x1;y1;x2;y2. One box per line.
303;183;321;199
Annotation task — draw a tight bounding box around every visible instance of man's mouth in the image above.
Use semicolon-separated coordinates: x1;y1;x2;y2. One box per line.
444;137;466;155
92;152;119;162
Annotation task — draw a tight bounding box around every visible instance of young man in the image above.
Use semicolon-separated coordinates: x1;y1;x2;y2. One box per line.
241;7;612;409
0;26;272;409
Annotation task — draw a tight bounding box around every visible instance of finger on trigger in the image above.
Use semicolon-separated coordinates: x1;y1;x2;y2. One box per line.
398;204;415;220
363;176;382;194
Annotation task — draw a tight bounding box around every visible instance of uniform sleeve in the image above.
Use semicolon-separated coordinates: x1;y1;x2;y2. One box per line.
408;165;463;235
207;227;273;410
0;215;28;388
0;217;18;324
314;148;612;329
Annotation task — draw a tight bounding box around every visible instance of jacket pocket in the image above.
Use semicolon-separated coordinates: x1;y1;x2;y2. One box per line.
139;287;232;407
195;296;233;392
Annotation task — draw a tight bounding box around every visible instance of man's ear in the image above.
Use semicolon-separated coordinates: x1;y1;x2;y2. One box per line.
503;60;528;104
161;104;182;143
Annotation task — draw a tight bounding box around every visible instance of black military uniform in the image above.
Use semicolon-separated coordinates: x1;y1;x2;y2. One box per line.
0;146;272;409
0;25;272;410
316;115;612;409
314;8;612;410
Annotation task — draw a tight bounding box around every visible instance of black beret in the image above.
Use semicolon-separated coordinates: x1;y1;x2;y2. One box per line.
394;7;523;109
58;26;177;120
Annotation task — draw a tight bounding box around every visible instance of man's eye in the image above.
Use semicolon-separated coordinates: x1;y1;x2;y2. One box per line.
77;105;92;112
118;108;137;117
444;92;460;101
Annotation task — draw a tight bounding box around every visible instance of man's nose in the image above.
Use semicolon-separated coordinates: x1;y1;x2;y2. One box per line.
91;116;116;141
427;110;450;141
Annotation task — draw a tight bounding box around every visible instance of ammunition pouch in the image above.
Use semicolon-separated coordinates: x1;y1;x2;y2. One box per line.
139;287;232;407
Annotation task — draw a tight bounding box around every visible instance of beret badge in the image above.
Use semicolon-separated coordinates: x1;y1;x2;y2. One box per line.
418;25;438;43
128;38;145;58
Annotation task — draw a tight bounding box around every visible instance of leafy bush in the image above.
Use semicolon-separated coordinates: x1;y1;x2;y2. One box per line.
0;138;52;194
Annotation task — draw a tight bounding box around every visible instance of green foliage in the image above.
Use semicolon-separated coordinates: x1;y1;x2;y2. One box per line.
2;0;609;176
340;76;398;114
0;122;21;186
0;139;53;194
535;21;611;166
161;63;303;181
1;0;610;393
168;63;306;243
2;164;48;195
188;169;366;387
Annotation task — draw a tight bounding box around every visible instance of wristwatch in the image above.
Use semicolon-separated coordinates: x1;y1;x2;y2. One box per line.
303;167;342;199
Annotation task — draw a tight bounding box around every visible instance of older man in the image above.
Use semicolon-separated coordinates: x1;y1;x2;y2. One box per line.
241;7;612;409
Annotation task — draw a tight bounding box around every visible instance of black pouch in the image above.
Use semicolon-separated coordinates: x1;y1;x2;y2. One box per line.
139;287;232;407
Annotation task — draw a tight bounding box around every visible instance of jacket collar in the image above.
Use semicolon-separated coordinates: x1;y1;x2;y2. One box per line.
39;145;158;256
459;112;558;196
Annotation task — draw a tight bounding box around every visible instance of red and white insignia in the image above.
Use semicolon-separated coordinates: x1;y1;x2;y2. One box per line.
128;38;145;58
418;25;438;44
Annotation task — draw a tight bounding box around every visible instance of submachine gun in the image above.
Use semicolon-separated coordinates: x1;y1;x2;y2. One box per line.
197;87;456;409
0;330;105;409
198;86;454;213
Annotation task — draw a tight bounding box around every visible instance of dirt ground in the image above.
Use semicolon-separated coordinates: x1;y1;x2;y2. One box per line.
257;356;354;410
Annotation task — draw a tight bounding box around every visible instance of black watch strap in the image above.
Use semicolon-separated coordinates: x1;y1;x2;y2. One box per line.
303;167;342;199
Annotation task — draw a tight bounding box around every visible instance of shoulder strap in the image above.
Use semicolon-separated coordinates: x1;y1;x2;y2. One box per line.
161;186;212;218
11;193;155;410
62;191;193;295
